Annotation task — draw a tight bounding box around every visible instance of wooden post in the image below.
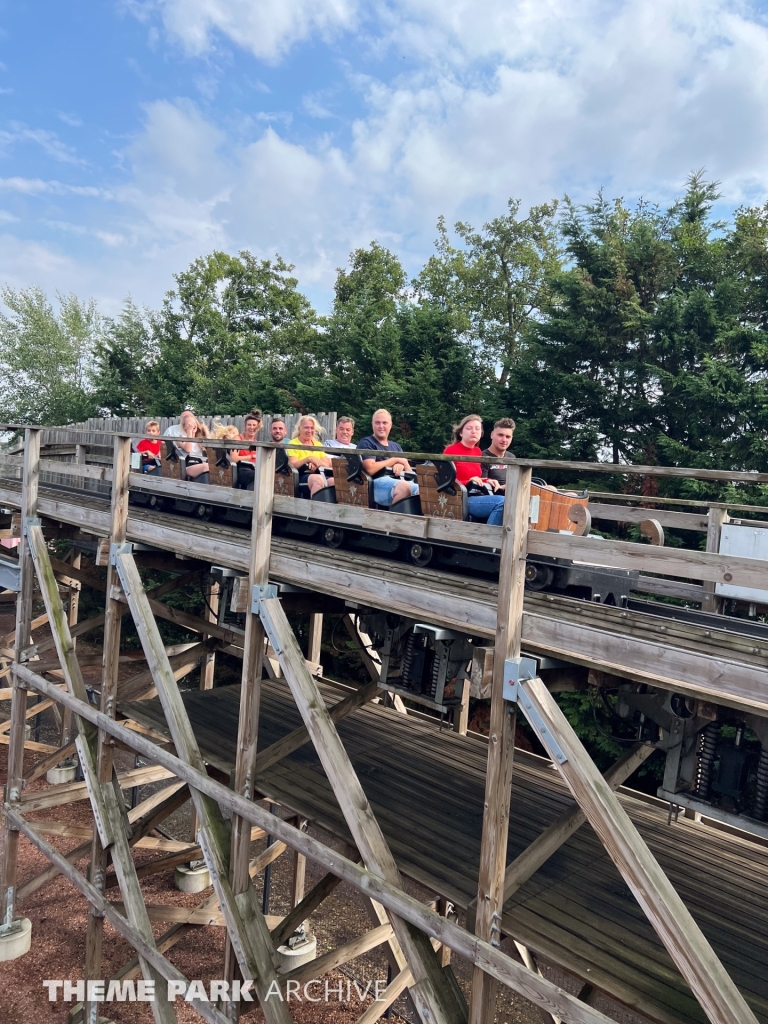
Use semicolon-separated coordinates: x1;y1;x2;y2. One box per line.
470;465;531;1024
60;547;81;747
702;507;728;613
308;611;323;671
291;819;308;907
258;595;466;1024
112;549;291;1024
89;436;133;1024
452;678;470;736
1;427;40;936
224;447;276;1016
199;579;220;690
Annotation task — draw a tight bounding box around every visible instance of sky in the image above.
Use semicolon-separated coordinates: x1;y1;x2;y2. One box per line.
0;0;767;315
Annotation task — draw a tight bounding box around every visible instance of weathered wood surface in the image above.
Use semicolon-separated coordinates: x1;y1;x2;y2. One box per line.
22;665;622;1024
118;679;768;1024
3;482;768;710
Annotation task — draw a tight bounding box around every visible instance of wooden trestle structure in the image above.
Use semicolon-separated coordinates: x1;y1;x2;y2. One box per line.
1;427;768;1024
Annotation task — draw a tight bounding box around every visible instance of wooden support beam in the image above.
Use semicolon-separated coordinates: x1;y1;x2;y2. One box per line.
501;742;655;903
470;465;531;1024
17;662;628;1024
516;674;759;1024
282;923;394;987
5;808;228;1024
61;546;81;747
23;740;78;784
118;642;213;703
270;866;344;948
112;548;291;1024
227;446;276;1014
254;681;379;776
23;523;177;1024
308;611;323;666
200;579;220;690
1;426;39;933
18;763;175;811
702;508;728;613
258;595;467;1024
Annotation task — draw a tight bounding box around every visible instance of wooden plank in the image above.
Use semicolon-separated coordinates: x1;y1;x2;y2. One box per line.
633;577;706;601
15;663;623;1024
258;595;467;1024
702;508;728;613
501;743;655;903
470;465;531;1024
281;923;394;986
527;529;768;591
270;867;344;948
1;426;39;929
517;674;758;1024
588;504;709;532
112;549;292;1024
253;681;380;776
4;808;228;1024
23;525;177;1024
19;763;175;811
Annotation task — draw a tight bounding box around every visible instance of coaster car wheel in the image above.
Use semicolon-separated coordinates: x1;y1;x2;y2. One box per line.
322;526;345;549
525;562;553;591
406;542;434;567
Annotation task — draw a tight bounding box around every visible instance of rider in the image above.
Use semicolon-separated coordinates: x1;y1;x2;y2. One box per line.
305;416;355;497
136;420;161;474
480;417;516;493
444;414;505;525
357;409;418;507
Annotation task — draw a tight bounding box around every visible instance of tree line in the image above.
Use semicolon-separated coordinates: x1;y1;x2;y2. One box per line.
3;172;768;499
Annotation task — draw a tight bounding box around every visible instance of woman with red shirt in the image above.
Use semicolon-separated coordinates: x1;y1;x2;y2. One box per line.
443;414;506;525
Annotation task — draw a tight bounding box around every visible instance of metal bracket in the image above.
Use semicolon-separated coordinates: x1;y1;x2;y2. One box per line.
503;658;568;764
250;583;278;615
21;517;41;537
502;656;538;702
109;542;133;566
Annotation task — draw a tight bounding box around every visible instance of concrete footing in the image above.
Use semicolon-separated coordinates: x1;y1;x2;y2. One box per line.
174;863;211;893
46;759;77;785
276;933;317;973
0;917;32;961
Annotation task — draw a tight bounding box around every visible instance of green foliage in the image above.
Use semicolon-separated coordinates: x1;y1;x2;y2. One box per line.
0;286;101;425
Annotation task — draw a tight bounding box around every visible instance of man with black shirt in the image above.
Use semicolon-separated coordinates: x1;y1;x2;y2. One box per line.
358;409;419;506
481;417;515;493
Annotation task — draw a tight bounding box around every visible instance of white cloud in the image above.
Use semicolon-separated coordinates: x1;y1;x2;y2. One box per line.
0;123;85;165
149;0;358;61
6;0;768;318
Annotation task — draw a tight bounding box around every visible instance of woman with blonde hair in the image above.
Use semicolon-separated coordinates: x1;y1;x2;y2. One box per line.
443;414;505;525
287;415;333;496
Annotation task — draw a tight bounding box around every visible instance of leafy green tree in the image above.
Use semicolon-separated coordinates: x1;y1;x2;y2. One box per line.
415;200;561;385
0;287;100;424
93;300;156;416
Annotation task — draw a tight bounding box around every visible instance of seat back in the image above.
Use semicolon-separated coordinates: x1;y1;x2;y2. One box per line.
414;462;468;520
205;447;234;488
161;439;185;481
530;481;588;533
333;455;371;507
274;445;299;497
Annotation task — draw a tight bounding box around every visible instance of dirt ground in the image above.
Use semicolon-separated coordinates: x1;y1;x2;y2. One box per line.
0;602;644;1024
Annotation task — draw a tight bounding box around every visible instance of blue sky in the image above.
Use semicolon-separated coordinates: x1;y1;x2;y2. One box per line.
1;0;768;315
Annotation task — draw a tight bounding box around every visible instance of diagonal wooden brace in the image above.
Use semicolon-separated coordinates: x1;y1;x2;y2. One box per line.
513;674;758;1024
113;550;292;1024
258;594;467;1024
24;523;177;1024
